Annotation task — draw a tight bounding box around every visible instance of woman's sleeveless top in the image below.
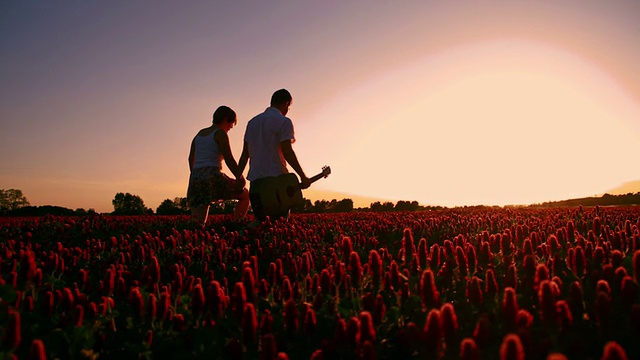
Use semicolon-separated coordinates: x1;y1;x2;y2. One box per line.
192;129;222;169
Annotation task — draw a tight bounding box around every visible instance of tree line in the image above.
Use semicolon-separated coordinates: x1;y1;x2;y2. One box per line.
1;189;440;216
0;188;98;216
4;188;640;216
111;194;440;215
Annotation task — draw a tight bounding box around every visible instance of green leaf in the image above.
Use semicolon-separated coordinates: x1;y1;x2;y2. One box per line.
0;285;17;303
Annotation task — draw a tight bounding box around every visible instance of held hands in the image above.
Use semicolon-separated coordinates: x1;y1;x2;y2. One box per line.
234;176;246;193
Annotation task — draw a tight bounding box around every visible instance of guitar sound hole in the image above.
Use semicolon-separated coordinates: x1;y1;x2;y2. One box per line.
286;186;295;197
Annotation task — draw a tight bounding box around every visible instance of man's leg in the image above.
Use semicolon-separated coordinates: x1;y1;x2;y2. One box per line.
249;176;291;223
249;190;265;222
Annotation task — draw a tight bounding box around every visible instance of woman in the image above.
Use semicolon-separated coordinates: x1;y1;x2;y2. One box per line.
187;105;249;226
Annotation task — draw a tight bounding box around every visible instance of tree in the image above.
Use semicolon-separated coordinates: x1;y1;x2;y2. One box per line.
11;205;74;216
74;208;97;216
112;192;152;215
0;189;30;213
395;200;422;211
370;201;394;212
292;199;314;213
208;200;236;215
156;197;189;215
333;198;354;213
174;197;189;212
314;200;330;213
295;198;354;213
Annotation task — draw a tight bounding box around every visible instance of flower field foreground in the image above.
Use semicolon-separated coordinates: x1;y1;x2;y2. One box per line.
1;207;639;359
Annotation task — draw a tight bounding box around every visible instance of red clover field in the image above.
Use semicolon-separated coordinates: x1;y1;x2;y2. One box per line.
1;206;639;359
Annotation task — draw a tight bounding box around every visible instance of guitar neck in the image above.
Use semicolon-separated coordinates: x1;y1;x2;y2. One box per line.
306;166;331;185
309;172;325;184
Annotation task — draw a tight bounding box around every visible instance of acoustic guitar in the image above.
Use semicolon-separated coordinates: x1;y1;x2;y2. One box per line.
255;166;331;216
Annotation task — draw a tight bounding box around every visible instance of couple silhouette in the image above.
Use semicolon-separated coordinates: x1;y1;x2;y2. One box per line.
187;89;312;227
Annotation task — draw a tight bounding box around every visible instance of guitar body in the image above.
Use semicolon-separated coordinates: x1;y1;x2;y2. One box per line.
251;166;331;219
258;173;304;216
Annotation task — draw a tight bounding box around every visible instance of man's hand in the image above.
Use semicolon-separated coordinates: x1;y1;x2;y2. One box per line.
300;176;312;190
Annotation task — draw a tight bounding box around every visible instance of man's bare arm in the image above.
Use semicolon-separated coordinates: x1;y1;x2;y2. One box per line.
281;140;311;189
188;138;196;172
238;142;249;176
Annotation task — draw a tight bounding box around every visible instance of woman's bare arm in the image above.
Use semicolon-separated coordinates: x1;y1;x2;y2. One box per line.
215;130;242;178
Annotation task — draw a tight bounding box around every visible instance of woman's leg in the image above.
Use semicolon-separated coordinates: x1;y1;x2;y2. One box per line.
187;167;215;228
233;188;250;220
191;205;210;227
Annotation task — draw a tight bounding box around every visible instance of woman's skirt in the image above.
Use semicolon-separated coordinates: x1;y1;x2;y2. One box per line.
187;166;237;208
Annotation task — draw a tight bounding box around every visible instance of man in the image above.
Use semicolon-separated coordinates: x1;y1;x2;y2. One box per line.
238;89;311;222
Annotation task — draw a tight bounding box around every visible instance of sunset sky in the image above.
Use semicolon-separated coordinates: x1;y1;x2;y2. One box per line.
2;0;640;213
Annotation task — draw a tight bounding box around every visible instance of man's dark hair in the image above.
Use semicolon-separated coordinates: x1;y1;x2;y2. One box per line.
212;105;237;125
270;89;292;106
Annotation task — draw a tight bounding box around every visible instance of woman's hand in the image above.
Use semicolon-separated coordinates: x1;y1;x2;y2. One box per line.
234;176;246;193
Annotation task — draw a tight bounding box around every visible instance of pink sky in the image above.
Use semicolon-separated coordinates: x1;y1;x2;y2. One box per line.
2;1;640;212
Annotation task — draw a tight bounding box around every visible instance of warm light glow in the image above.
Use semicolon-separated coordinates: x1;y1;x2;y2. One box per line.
299;39;640;206
4;2;640;212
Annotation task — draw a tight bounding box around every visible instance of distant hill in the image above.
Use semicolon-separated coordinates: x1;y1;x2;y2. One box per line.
526;179;640;208
529;192;640;208
604;179;640;195
305;186;640;210
2;205;95;216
